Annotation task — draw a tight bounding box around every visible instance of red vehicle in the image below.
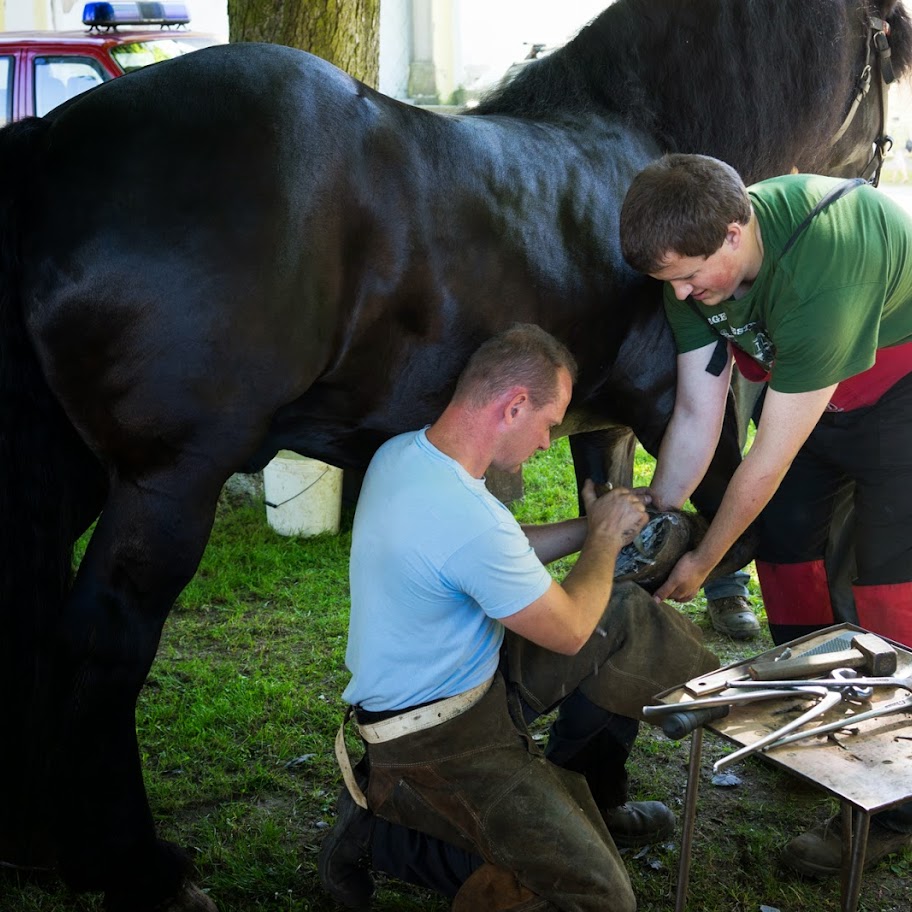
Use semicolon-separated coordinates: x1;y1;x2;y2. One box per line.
0;2;222;124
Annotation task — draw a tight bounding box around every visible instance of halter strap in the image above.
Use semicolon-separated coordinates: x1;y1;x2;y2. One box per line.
832;15;896;186
780;177;865;256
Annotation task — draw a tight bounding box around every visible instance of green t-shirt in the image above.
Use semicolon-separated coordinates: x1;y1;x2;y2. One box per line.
664;174;912;393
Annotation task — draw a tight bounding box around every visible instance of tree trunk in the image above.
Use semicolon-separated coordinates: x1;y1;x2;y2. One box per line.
227;0;380;88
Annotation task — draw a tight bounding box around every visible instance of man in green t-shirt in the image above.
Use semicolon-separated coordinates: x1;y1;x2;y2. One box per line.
618;153;912;878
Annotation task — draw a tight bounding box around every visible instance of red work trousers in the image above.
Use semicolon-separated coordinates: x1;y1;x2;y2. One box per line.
756;373;912;647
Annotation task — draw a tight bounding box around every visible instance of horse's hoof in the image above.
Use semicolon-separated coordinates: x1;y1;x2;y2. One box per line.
0;857;56;874
104;881;218;912
0;831;57;873
614;510;694;591
153;883;218;912
614;509;757;593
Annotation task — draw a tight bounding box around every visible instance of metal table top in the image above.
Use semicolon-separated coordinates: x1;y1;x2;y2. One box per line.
658;623;912;813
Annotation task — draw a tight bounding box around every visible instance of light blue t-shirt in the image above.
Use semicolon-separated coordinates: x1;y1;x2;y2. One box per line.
342;428;553;711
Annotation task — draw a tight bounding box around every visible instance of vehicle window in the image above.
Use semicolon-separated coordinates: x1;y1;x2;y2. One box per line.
110;37;221;73
34;56;109;117
0;56;12;126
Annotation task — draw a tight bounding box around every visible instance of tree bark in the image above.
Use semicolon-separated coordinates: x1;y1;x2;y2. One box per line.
227;0;380;88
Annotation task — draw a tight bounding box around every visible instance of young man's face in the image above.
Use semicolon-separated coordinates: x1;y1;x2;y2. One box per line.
650;227;748;306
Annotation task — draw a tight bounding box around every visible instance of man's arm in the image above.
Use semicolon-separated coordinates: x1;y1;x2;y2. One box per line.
502;482;649;655
653;383;837;602
521;518;587;565
648;343;734;510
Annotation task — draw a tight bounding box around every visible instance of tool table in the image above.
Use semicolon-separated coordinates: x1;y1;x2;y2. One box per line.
655;623;912;912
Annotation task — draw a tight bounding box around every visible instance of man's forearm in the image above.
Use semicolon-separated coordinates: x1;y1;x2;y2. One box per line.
522;518;587;565
504;487;650;654
502;529;625;654
689;386;834;572
648;411;718;510
557;532;626;636
650;344;732;510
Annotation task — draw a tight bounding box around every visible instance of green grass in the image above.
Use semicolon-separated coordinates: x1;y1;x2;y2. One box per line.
2;439;908;911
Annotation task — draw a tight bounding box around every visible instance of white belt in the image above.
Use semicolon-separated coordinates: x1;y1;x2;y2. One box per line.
357;676;493;743
334;676;494;809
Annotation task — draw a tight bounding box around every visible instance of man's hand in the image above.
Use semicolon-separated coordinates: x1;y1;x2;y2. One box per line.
581;479;650;546
652;384;839;605
508;481;652;654
653;551;712;603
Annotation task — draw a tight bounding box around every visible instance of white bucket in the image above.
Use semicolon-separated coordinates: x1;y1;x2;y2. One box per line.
263;451;343;537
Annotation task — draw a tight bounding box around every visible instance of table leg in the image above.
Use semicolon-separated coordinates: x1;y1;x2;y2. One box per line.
675;726;704;912
840;803;870;912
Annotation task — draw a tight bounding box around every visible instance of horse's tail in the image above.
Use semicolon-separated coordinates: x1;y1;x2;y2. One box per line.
0;117;99;866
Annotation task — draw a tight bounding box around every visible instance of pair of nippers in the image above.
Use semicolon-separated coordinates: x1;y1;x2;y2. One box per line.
713;669;874;771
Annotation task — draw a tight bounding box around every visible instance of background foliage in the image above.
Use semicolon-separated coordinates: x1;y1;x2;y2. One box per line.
227;0;380;88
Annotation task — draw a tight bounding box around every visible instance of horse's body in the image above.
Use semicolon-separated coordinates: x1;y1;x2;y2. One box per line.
1;1;910;908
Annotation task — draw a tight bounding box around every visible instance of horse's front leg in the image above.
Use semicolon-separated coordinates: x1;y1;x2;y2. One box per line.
569;426;638;514
52;464;224;912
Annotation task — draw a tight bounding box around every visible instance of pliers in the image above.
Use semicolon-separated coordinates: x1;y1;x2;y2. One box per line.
713;668;874;771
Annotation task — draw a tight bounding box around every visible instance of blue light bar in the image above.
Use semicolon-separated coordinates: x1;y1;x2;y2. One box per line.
83;2;191;29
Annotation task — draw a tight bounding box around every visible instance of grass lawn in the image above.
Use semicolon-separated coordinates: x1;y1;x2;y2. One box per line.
1;439;909;911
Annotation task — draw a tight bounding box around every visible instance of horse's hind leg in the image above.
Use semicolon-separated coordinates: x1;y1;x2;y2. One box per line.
1;418;107;870
52;460;226;911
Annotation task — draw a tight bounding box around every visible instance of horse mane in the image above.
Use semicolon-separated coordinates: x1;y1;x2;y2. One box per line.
472;0;912;184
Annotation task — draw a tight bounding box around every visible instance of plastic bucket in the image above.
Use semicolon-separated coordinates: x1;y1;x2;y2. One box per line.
263;451;343;537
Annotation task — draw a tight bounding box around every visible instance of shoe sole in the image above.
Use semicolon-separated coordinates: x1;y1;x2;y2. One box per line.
715;627;760;641
782;829;912;879
781;856;838;879
608;822;676;849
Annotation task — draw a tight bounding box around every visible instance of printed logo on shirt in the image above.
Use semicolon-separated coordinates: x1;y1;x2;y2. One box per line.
695;305;776;370
718;321;776;367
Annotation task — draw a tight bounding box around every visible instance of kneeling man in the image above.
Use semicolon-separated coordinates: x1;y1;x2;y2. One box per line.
321;323;719;911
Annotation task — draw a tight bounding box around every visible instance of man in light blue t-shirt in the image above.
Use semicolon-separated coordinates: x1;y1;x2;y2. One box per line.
320;324;718;911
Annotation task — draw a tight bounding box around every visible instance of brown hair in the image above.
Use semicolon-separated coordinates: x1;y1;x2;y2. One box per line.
454;323;578;409
620;154;752;275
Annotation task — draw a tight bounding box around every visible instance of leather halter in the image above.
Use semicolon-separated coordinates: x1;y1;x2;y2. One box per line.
831;14;897;186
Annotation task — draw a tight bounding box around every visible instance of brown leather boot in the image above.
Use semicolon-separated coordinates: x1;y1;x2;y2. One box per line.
451;863;548;911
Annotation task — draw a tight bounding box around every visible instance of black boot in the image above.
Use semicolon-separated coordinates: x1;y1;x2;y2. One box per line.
547;692;675;847
600;801;676;848
318;786;375;910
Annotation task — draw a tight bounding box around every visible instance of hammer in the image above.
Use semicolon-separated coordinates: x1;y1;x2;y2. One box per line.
748;633;897;681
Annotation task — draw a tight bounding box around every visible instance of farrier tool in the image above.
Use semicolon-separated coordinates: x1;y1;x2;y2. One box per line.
713;668;872;772
712;669;890;771
643;673;867;741
747;632;896;680
681;632;880;698
641;686;830;740
762;692;912;750
647;639;875;738
725;672;912;695
641;687;826;717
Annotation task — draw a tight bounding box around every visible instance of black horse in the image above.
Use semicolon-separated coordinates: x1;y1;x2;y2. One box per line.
1;1;910;909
